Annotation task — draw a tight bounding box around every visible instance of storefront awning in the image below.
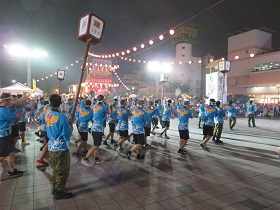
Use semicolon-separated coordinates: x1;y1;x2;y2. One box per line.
205;59;222;69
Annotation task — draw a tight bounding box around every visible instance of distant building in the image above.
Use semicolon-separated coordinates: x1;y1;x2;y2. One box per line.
169;26;202;98
227;29;280;104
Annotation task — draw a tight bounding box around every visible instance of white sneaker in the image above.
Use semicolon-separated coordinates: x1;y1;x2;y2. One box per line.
81;159;93;167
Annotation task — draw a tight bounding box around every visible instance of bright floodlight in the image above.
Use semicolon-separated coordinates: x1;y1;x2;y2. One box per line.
12;80;16;83
147;61;172;73
6;44;47;58
148;61;160;71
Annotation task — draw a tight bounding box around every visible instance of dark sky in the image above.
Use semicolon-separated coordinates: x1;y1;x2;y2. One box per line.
0;0;280;92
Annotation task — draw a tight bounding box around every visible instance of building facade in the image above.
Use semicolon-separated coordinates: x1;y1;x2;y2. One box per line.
227;29;280;104
169;26;202;98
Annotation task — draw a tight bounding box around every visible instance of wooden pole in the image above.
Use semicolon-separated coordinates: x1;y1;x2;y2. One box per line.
69;39;92;124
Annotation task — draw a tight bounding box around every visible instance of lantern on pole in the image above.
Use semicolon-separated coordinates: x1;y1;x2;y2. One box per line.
57;69;65;95
70;12;105;124
218;60;231;106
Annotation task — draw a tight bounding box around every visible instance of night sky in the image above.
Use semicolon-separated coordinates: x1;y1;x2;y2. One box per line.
0;0;280;93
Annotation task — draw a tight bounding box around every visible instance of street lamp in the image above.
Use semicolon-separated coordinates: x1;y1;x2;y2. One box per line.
5;44;48;88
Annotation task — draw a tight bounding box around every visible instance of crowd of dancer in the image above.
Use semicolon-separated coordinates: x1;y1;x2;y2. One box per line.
0;91;257;199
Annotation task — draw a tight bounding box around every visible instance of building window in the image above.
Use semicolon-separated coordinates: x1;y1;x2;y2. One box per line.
182;54;185;57
182;46;185;49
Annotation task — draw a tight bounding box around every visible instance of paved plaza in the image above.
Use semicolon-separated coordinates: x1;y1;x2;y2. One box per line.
0;117;279;210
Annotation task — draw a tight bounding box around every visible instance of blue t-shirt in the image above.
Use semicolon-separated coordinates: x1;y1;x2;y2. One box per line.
37;101;44;114
214;107;225;124
227;105;236;117
0;105;18;137
19;105;31;122
201;105;218;126
152;107;160;119
177;104;193;130
247;104;255;114
64;103;73;118
199;104;205;117
76;102;93;132
132;107;148;134
108;105;118;123
145;106;155;128
46;109;72;152
117;106;130;131
91;103;107;132
41;104;52;131
162;103;173;121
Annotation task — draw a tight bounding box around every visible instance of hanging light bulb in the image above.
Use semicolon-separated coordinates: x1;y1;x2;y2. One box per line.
133;47;137;51
159;34;164;40
141;44;145;48
126;50;130;54
169;29;175;35
149;40;153;45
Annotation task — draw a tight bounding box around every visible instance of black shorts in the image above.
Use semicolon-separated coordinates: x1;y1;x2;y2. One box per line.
203;125;214;136
144;127;151;137
162;121;170;128
152;118;158;126
179;130;190;140
133;134;145;145
79;132;88;141
109;123;116;133
92;132;102;146
18;122;26;132
11;125;19;137
42;131;49;142
0;135;14;157
119;130;128;138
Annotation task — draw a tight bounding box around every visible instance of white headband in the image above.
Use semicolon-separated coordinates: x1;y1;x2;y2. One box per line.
0;97;12;103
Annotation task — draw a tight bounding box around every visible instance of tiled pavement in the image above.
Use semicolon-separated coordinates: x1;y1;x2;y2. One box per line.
0;117;280;210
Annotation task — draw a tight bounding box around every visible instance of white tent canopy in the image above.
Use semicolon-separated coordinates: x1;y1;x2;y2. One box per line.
0;82;33;94
34;87;43;96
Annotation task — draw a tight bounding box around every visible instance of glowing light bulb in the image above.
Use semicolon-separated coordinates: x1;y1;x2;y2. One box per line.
159;34;164;40
169;29;174;35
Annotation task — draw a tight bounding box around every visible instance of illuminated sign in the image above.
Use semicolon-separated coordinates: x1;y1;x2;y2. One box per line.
171;26;197;44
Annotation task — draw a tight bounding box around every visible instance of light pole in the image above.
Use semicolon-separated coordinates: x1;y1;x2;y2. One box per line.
5;44;48;88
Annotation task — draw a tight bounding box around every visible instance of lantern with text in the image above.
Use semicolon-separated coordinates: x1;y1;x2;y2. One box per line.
57;69;65;95
218;60;231;73
77;12;105;45
159;74;169;83
57;70;65;80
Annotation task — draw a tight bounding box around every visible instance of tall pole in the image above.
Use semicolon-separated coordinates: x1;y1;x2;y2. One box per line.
160;83;164;102
58;80;62;95
156;75;159;99
70;39;92;123
222;73;226;107
27;57;31;88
